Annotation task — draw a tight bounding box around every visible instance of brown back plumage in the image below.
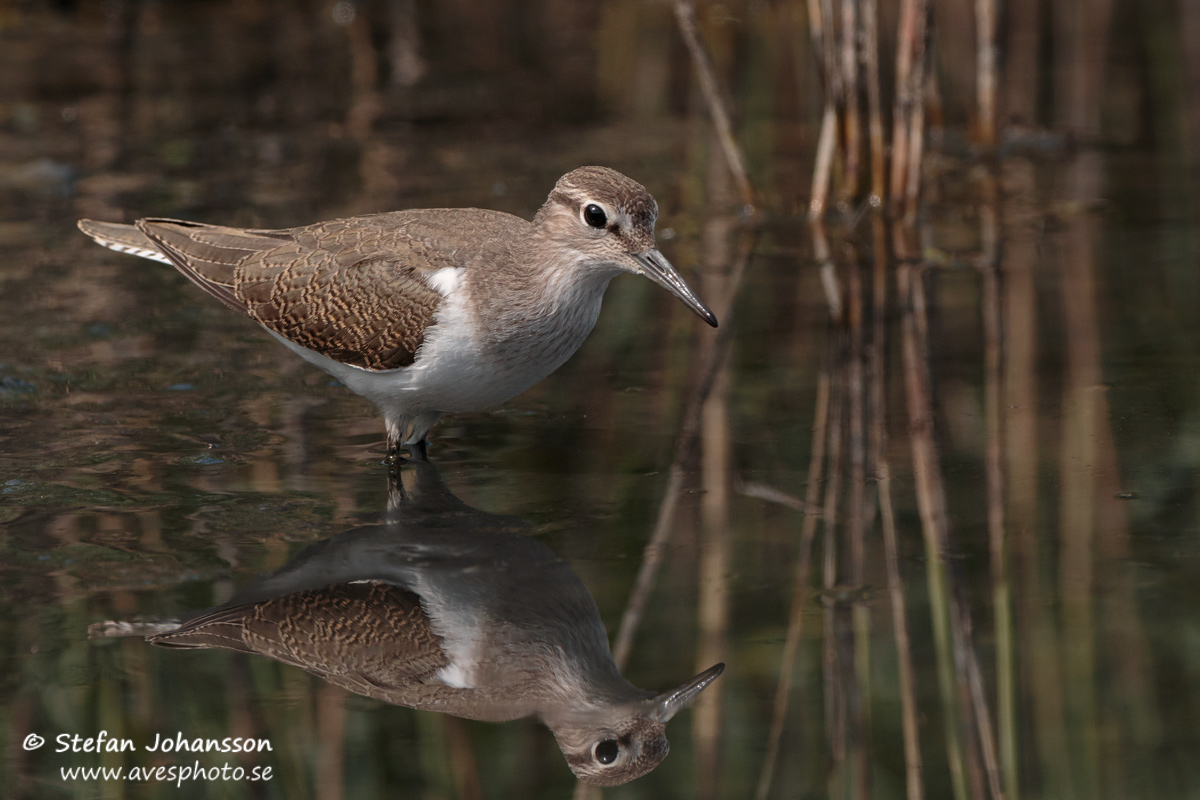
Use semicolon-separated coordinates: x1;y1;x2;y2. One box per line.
150;582;449;701
133;216;450;370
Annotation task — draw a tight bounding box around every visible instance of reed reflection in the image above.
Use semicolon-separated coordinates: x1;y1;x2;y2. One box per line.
93;461;722;787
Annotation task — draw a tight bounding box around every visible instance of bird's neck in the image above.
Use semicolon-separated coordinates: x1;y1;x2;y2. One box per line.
478;239;618;347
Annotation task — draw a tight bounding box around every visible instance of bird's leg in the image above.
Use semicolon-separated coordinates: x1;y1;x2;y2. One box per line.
383;419;428;464
403;412;439;462
384;428;405;466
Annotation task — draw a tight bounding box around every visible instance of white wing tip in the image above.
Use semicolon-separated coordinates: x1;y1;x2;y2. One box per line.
99;241;174;265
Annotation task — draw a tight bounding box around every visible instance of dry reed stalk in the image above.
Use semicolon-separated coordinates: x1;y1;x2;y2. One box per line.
903;16;929;223
997;165;1039;800
315;685;347;800
612;225;757;669
868;216;925;799
962;623;1007;800
694;181;735;799
1184;0;1200;200
694;369;731;799
1054;0;1115;136
1063;67;1157;771
1092;350;1160;793
868;215;888;507
1057;154;1103;800
889;0;929;221
387;0;425;87
889;0;918;211
909;265;990;800
840;0;861;199
821;0;842;97
1053;1;1115;785
848;253;872;800
862;0;886;203
613;462;684;671
896;249;972;800
808;0;828;80
1003;0;1040;126
851;607;871;800
1052;0;1115;782
907;251;1010;800
877;457;925;800
1000;160;1075;800
812;220;843;319
976;0;997;149
444;717;484;800
739;481;818;514
672;0;755;209
847;256;866;586
753;370;832;800
577;283;736;799
822;354;847;799
571;778;597;800
343;10;401;206
808;0;839;218
981;178;1018;799
811;104;840;219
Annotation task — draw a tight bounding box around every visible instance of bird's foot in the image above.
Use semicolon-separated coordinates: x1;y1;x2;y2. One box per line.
382;437;429;467
382;452;402;468
383;438;405;467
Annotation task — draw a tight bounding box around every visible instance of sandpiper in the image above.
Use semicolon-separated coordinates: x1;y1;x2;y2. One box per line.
78;167;717;458
92;461;724;786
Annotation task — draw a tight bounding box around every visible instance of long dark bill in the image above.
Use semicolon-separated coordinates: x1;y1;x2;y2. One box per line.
649;662;726;723
634;250;719;328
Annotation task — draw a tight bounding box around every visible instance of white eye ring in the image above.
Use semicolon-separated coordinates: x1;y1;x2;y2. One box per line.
582;203;609;229
592;739;620;765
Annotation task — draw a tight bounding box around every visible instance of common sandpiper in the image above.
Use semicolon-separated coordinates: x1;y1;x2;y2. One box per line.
90;460;725;785
78;167;717;458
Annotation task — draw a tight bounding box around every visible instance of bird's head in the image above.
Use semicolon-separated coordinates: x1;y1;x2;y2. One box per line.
535;166;718;328
547;662;725;786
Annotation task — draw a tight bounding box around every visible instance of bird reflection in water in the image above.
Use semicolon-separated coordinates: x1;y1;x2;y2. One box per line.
93;461;723;786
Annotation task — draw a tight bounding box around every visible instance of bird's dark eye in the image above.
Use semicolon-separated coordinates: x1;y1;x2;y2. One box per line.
593;739;620;765
583;204;608;229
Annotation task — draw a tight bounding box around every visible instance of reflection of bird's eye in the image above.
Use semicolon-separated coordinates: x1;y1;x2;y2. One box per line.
593;739;620;765
583;204;608;229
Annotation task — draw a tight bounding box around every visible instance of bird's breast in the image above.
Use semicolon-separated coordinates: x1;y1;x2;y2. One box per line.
481;269;613;376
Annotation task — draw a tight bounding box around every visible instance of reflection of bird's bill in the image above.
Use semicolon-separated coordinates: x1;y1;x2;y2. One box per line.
650;662;726;722
546;662;726;727
634;249;719;327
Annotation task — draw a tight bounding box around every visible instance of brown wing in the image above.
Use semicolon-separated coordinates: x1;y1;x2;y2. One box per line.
136;216;448;370
150;582;449;699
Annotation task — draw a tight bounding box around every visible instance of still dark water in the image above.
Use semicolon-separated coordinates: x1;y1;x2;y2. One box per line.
3;2;1200;799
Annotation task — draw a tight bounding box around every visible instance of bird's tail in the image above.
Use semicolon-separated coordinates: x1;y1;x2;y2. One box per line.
87;619;183;640
77;219;173;265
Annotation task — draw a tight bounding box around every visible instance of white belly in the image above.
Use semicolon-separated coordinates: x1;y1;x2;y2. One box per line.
265;275;610;422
